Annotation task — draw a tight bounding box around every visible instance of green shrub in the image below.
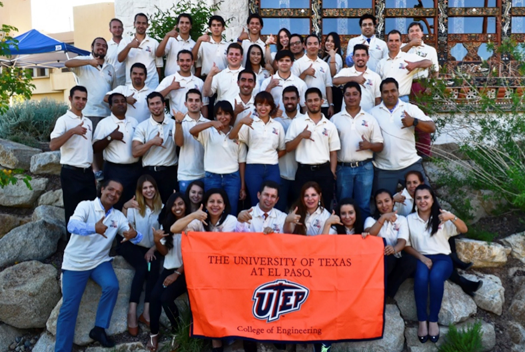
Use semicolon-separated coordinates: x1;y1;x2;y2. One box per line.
0;98;68;147
438;321;484;352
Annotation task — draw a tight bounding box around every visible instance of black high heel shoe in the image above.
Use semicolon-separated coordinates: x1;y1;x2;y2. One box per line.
418;334;429;343
430;333;440;343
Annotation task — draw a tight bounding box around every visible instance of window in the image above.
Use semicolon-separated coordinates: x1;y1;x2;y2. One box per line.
30;68;49;78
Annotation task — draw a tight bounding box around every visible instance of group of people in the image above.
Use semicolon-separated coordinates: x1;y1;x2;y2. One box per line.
50;10;481;352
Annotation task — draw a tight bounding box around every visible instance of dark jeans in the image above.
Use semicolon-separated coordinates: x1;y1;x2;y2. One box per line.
245;164;281;207
144;165;178;204
103;161;142;211
150;268;187;335
386;254;417;298
295;163;335;210
276;177;293;212
373;159;429;196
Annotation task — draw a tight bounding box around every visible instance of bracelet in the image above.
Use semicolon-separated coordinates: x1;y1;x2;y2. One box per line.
175;271;182;276
330;61;336;64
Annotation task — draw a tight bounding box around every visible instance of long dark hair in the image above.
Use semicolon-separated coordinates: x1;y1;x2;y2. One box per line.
292;182;324;236
277;28;291;51
158;192;190;249
202;188;231;231
323;32;343;58
332;198;363;235
185;180;205;209
372;189;394;220
414;184;441;236
245;44;266;72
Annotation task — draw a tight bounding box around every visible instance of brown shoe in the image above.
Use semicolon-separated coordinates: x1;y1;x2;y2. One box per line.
139;313;151;327
128;325;139;336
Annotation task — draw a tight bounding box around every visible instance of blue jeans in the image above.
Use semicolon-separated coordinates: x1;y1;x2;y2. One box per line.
373;159;429;196
179;178;205;194
336;161;373;219
245;164;281;207
204;171;241;215
276;177;292;212
414;254;453;322
55;261;119;352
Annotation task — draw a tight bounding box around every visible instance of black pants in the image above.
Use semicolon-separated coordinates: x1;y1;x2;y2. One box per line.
115;239;162;303
150;268;187;335
295;163;335;210
386;254;417;298
61;166;97;237
144;165;178;204
103;161;142;210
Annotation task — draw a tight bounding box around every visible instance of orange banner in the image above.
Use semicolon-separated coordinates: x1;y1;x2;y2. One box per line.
181;232;386;342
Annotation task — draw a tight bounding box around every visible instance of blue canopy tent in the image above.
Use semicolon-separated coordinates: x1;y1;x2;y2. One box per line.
0;29;90;68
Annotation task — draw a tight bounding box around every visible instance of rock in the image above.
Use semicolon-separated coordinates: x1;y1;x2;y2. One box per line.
0;324;25;352
395;279;476;325
456;238;511;268
509;267;525;289
85;342;149;352
0;139;41;170
0;220;63;267
31;333;55;352
501;232;525;263
0;261;60;329
30;151;61;175
38;189;63;207
510;286;525;327
460;272;505;315
0;214;22;238
32;205;66;240
508;322;525;345
0;176;48;208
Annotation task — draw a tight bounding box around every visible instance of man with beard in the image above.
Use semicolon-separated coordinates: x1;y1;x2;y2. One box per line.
289;33;305;61
345;14;388;72
156;13;195;77
106;18;126;85
231;70;257;125
118;13;163;90
65;37;116;180
104;63;152;123
333;44;382;112
93;93;140;211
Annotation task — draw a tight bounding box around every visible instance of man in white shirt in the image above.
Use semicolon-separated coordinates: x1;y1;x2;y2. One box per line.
331;82;384;219
156;50;208;117
174;89;209;193
292;34;334;117
50;86;97;236
104;63;152;123
345;14;388;72
55;179;142;352
132;92;178;203
333;44;382;112
94;93;141;210
106;18;126;86
117;13;163;90
156;13;196;77
285;87;341;207
370;78;435;195
193;15;229;78
237;13;265;67
232;69;257;124
289;34;305;61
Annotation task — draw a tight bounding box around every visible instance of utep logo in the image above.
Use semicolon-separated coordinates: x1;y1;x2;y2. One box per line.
145;46;152;53
322;128;328;136
361;120;369;127
252;280;309;323
110;220;118;228
399;63;407;70
366;79;373;86
272;127;279;135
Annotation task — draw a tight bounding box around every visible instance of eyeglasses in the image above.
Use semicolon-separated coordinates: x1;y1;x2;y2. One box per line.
290;41;302;46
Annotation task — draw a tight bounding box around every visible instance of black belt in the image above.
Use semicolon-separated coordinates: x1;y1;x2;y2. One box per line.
105;161;141;168
298;162;330;171
62;164;91;173
146;165;176;172
338;159;372;168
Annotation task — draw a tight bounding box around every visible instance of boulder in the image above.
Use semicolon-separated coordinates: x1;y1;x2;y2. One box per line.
32;332;56;352
85;342;149;352
510;286;525;327
32;205;66;239
0;220;63;267
395;279;477;325
0;139;41;170
456;238;511;268
30;151;61;175
0;214;22;238
501;232;525;264
509;267;525;289
0;261;60;329
460;272;505;315
0;176;48;207
38;189;64;207
0;324;25;351
508;321;525;345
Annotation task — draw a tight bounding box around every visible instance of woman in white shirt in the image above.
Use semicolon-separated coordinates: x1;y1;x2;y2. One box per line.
364;189;417;298
285;182;331;236
405;184;468;344
185;180;204;213
322;198;364;235
265;28;291;68
322;32;343;112
118;175;163;336
245;44;272;89
147;192;191;352
393;170;424;216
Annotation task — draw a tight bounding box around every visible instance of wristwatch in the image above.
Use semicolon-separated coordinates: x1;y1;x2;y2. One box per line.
106;136;112;141
413;118;419;127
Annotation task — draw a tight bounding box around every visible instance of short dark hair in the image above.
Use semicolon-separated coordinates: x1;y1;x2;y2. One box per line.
282;85;299;98
237;69;256;82
134;13;148;23
259;180;280;195
185;88;202;101
109;18;123;27
405;170;425;183
408;22;424;32
214;101;235;126
305;34;319;44
247;13;263;27
91;37;107;48
99;179;123;198
130;62;147;76
343;82;362;96
274;49;294;62
254;91;276;114
146;91;165;104
227;42;243;56
387;29;402;41
177;13;193;26
353;44;369;56
305;87;322;100
108;92;126;106
177;49;193;61
209;15;225;27
290;33;304;44
70;85;87;98
359;14;377;27
380;77;399;92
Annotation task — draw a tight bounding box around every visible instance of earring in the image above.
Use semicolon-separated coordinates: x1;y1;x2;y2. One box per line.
318;200;321;207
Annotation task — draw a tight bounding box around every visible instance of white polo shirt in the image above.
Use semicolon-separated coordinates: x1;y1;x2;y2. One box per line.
133;116;177;167
230;94;256;126
235;204;288;233
195;127;247;174
364;215;410;257
196;38;229;75
402;41;439;79
285;113;341;165
370;101;432;170
93;114;138;164
323;54;343;74
260;72;308;109
106;84;152;123
156;72;208;114
177;114;210;181
254;66;271;90
376;51;425;96
106;39;126;85
126;206;161;248
241;38;265;66
304;207;331;236
187;214;237;232
210;66;248;102
118;35;163;89
407;212;458;255
237;116;285;165
70;55;116;117
161;233;184;269
394;188;414;217
50;110;93;168
274;113;302;180
331;109;383;162
334;66;381;112
291;56;332;107
345;35;388;73
164;36;196;76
